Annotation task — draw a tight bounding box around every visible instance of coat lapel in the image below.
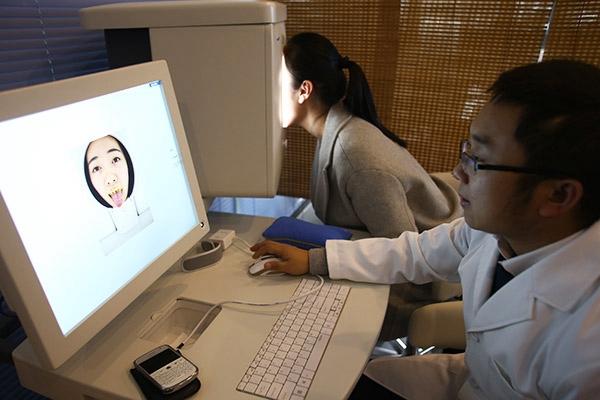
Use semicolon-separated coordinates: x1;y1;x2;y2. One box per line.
462;238;534;332
469;271;535;332
311;103;353;222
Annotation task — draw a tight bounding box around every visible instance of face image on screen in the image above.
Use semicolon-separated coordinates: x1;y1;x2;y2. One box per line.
0;76;199;337
83;134;155;254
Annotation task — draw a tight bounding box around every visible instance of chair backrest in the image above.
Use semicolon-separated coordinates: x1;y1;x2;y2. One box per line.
407;301;466;351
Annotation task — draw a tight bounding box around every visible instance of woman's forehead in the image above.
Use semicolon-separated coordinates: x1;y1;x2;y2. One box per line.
87;136;122;158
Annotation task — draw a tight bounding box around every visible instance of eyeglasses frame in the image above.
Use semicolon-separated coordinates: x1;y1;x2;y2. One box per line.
459;139;560;176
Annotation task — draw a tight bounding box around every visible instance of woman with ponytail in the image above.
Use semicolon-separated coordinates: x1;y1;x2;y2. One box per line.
283;32;461;238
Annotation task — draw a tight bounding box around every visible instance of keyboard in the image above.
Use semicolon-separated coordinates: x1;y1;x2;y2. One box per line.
237;278;350;399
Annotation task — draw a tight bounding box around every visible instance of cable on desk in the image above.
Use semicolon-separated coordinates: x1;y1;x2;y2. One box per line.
176;275;325;350
233;236;254;255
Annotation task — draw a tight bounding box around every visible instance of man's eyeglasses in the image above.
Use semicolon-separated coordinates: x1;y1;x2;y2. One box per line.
459;139;559;176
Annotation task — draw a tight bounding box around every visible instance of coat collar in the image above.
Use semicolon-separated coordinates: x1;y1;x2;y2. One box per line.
311;103;353;221
318;102;353;171
467;221;600;332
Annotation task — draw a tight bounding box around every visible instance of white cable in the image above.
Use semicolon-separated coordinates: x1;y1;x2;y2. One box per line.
177;275;325;350
233;236;254;254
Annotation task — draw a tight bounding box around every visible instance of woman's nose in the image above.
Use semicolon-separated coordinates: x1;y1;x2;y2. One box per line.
105;173;117;185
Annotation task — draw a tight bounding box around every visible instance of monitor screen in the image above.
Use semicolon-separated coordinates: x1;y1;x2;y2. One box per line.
0;60;209;369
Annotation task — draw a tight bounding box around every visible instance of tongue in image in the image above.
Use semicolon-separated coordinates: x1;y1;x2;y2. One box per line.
109;187;124;208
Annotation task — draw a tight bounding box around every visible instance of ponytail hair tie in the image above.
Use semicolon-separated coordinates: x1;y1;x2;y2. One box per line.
340;56;350;69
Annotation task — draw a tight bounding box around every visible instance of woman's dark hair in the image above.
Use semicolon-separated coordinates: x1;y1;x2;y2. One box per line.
489;59;600;225
84;135;135;208
284;32;406;147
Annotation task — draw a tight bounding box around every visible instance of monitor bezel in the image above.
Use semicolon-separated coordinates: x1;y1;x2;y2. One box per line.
0;60;210;369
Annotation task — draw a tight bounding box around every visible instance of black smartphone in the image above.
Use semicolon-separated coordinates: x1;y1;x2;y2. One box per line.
133;345;198;394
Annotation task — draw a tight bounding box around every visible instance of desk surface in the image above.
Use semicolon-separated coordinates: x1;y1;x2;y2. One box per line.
13;212;389;399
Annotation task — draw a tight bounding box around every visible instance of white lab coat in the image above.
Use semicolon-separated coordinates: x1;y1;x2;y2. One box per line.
326;218;600;399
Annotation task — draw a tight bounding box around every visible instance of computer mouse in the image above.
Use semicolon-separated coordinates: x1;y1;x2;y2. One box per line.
248;255;284;276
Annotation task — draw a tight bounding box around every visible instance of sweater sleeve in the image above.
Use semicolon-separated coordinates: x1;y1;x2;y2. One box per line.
308;247;329;275
346;169;417;238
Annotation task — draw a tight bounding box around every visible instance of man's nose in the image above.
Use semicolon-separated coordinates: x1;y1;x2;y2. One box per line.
452;163;468;184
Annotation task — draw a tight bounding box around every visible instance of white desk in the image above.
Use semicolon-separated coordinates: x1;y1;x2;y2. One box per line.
13;212;389;399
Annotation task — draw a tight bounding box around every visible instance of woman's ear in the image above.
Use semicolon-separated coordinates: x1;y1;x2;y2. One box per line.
539;178;584;217
298;80;313;104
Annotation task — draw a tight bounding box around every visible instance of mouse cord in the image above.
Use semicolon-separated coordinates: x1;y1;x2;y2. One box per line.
233;236;254;255
176;275;325;350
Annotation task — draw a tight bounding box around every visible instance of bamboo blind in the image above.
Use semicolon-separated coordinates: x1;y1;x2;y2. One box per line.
276;0;600;199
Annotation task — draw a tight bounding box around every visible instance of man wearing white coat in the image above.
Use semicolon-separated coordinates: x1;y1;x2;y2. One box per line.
251;59;600;399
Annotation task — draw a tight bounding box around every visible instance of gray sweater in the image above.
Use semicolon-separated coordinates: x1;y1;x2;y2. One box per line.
310;103;462;239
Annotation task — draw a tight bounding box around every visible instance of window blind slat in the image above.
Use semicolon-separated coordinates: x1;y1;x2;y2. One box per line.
0;0;142;93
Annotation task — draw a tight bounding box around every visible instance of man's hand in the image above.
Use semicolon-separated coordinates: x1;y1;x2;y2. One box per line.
250;241;310;275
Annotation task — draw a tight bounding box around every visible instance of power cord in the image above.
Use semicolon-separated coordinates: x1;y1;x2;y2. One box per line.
176;275;324;350
178;228;322;350
208;228;254;254
180;229;254;272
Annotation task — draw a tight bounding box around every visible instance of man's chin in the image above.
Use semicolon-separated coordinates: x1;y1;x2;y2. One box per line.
462;213;479;230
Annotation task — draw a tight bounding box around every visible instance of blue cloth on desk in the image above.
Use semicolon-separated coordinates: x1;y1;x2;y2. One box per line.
262;216;352;249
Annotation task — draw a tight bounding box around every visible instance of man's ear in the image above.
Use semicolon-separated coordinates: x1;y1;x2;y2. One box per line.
539;178;584;217
298;80;313;104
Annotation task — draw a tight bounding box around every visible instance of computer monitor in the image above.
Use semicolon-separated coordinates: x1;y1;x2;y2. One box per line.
0;60;210;369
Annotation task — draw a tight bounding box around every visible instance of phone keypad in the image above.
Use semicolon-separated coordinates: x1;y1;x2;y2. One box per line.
151;359;196;385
